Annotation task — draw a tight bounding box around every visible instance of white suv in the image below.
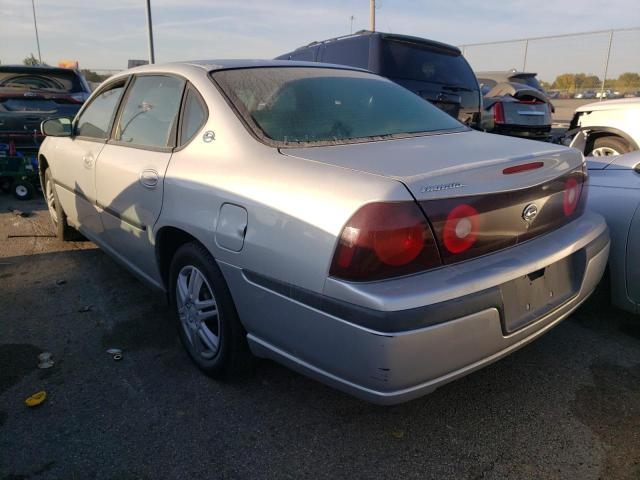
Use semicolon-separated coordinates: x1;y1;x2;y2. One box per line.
569;98;640;156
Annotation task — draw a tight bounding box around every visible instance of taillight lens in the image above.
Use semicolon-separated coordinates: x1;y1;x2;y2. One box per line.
563;177;581;216
493;102;505;124
442;204;479;254
330;202;441;281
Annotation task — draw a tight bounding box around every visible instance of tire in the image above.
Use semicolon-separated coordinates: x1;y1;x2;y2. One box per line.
588;136;631;157
44;168;78;241
11;179;34;200
169;241;253;378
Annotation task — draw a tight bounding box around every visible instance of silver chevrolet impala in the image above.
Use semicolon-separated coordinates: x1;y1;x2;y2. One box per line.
38;61;610;404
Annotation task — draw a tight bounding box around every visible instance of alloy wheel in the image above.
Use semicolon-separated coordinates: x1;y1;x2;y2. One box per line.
45;178;58;224
591;146;620;156
176;265;220;360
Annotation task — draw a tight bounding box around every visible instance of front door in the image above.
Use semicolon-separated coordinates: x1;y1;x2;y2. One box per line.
95;74;185;280
53;79;127;235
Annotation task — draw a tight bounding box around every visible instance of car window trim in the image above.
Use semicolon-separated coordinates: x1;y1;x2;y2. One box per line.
175;82;209;151
107;72;187;152
73;76;132;144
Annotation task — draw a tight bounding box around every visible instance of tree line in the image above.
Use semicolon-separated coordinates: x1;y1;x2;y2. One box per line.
541;72;640;92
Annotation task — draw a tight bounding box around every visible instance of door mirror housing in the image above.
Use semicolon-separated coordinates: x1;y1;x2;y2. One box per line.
41;117;73;137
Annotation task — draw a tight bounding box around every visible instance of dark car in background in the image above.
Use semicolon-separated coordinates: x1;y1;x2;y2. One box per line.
0;65;90;198
276;31;482;128
476;70;553;141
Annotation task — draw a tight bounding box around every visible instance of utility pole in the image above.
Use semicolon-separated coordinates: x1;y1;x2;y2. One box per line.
31;0;42;64
350;15;355;34
145;0;155;64
370;0;375;31
599;30;614;101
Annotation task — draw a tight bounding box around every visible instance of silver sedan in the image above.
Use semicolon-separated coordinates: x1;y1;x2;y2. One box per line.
38;60;609;404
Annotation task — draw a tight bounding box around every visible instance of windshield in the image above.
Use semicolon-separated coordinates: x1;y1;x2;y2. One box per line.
0;68;83;93
511;74;545;92
380;40;478;91
211;67;464;146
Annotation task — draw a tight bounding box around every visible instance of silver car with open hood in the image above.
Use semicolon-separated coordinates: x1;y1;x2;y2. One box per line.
38;61;609;404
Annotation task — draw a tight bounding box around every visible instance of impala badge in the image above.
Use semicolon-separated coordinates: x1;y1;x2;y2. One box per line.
522;203;538;222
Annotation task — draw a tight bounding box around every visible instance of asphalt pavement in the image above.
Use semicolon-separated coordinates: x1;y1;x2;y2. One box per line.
1;195;639;480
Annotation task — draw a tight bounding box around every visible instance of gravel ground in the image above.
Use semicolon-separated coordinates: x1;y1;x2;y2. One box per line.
1;194;639;480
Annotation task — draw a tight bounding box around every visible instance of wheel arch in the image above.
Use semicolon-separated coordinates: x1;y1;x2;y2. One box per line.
581;126;639;154
155;226;206;291
38;154;49;192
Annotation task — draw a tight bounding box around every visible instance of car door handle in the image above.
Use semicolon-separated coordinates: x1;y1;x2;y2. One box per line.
139;169;159;188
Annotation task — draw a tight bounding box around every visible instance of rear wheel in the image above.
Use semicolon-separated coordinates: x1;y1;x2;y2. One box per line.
11;179;34;200
589;136;631;156
169;241;252;378
44;168;77;241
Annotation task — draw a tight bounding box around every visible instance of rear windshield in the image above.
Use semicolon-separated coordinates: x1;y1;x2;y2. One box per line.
211;67;464;146
510;74;545;92
381;39;478;91
0;68;83;93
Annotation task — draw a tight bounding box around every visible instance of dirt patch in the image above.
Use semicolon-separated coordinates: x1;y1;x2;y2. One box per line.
572;361;640;479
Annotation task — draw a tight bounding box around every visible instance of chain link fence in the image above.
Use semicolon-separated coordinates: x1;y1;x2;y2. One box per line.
460;27;640;100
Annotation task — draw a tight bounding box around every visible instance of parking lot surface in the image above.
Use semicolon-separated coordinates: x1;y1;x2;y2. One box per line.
1;194;639;480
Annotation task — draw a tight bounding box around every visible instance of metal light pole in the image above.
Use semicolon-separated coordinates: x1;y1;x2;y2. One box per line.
370;0;375;31
31;0;42;64
145;0;155;64
350;15;355;34
599;30;614;101
522;39;529;71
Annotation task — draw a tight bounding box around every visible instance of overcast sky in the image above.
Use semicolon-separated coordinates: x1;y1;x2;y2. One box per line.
1;0;638;81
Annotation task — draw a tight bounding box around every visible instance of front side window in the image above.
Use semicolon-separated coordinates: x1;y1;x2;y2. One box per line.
212;67;464;146
115;75;185;148
76;81;125;139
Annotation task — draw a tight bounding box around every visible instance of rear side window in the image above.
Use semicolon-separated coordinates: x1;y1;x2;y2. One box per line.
511;75;546;92
180;88;207;145
321;37;370;69
212;67;464;146
381;40;477;90
76;81;126;139
115;75;185;148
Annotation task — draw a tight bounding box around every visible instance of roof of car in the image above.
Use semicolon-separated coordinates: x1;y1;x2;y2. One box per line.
575;97;640;112
0;65;82;74
125;59;367;74
286;30;461;55
476;70;538;80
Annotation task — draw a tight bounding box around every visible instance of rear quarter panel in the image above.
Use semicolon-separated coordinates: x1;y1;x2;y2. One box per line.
587;168;640;312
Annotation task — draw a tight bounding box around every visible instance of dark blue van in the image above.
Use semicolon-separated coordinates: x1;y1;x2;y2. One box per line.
276;31;481;128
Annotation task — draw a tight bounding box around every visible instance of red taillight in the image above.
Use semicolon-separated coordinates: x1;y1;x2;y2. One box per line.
330;202;441;281
563;177;581;216
442;204;479;254
493;102;505;124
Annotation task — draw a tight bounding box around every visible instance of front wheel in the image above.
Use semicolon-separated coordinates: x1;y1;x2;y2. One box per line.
589;136;631;156
169;241;253;378
44;168;78;241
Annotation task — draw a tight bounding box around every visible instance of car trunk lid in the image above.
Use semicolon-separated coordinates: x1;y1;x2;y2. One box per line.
280;130;582;200
281;130;586;264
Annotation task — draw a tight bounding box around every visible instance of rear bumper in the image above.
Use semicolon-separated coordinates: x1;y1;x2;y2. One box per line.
220;212;609;405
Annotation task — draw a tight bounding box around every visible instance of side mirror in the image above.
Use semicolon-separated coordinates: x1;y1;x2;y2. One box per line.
41;117;73;137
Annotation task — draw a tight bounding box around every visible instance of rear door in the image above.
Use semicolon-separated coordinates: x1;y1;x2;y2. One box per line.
50;78;127;235
95;74;185;280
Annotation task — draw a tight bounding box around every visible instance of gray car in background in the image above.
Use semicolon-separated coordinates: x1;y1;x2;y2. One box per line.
477;70;553;140
587;151;640;314
38;61;609;404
